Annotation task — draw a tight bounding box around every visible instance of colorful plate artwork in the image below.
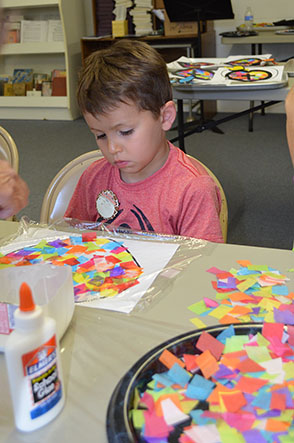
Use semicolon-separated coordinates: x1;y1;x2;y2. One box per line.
227;58;266;67
178;62;214;69
174;68;214;83
107;323;294;442
0;233;143;303
225;69;272;82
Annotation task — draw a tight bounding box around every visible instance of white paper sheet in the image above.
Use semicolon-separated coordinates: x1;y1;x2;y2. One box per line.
0;228;179;314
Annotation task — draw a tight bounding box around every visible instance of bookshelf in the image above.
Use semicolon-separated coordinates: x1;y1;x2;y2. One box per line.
0;0;86;120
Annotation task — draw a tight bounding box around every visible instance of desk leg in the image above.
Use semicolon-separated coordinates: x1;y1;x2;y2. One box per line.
248;43;264;130
177;99;186;153
261;101;265;115
249;100;254;132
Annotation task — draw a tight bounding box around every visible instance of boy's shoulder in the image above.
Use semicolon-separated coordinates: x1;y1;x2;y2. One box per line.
168;144;209;179
85;155;109;175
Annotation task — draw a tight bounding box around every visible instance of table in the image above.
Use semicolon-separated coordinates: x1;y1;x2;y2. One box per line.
1;220;294;442
80;33;218;122
81;34;213;64
171;76;294;152
221;30;294;55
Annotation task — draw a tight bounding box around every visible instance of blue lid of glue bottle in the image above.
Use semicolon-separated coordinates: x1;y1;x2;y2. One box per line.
4;282;65;432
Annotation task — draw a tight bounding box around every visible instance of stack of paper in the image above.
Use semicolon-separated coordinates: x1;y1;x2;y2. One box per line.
20;20;64;43
130;0;153;36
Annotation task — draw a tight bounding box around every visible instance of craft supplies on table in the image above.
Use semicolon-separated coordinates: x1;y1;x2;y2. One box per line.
5;283;65;432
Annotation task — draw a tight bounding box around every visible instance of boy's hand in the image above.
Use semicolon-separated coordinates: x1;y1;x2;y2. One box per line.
0;160;29;219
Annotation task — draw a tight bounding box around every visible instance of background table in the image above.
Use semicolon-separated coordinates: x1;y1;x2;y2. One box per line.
0;221;294;442
171;76;294;152
221;30;294;55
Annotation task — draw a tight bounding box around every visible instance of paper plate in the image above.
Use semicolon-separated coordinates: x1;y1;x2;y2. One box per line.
106;323;264;442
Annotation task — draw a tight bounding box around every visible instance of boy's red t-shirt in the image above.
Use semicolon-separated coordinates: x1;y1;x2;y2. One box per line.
65;143;223;242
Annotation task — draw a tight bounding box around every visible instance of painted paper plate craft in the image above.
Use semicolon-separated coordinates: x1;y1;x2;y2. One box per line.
225;68;272;82
174;68;214;83
0;233;143;303
178;61;214;69
227;57;276;67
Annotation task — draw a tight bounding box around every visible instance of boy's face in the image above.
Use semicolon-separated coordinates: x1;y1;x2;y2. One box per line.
84;100;175;183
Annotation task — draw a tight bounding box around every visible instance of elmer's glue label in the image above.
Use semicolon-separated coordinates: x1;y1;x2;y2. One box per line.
4;282;65;432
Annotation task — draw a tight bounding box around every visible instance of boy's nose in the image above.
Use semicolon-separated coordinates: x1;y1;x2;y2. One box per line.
108;139;121;154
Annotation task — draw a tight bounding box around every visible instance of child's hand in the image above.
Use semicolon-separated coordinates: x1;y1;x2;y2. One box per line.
0;160;29;219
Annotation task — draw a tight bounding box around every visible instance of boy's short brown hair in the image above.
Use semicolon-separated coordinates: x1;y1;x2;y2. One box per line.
77;39;173;118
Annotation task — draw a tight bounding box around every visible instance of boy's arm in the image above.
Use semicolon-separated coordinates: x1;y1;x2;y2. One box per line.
176;176;224;243
285;85;294;167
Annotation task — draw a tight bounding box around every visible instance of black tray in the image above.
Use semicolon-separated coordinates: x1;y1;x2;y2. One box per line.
106;322;263;442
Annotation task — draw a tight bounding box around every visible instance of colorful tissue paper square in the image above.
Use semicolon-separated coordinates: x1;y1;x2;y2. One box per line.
188;261;293;328
130;323;294;441
0;234;143;303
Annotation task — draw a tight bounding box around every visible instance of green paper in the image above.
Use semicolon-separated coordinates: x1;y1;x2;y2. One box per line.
188;300;209;315
131;409;145;429
224;335;248;353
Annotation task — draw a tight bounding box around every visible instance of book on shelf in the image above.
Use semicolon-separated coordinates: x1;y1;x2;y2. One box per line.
130;0;153;35
12;69;33;84
51;69;67;96
42;81;52;97
133;0;153;6
51;69;66;79
20;20;48;43
4;22;21;43
52;77;66;96
47;20;64;42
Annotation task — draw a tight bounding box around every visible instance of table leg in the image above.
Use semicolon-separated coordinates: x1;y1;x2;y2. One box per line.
249;100;254;132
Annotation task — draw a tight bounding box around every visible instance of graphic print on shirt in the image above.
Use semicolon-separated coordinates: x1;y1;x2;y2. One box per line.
97;204;155;232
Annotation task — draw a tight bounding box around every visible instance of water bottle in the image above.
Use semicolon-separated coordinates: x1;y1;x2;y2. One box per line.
244;7;254;31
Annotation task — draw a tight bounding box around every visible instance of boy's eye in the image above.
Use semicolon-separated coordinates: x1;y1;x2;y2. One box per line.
120;129;134;136
96;133;106;140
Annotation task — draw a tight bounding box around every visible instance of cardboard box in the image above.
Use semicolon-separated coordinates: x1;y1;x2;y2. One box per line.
112;20;128;37
164;10;198;36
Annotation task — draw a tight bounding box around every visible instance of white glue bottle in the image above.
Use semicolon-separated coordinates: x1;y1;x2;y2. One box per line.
4;282;65;432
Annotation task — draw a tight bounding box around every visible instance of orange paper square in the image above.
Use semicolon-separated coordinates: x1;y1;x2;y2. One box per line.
195;349;218;378
159;349;185;370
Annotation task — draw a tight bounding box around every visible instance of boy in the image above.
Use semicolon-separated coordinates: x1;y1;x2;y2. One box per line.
65;40;223;242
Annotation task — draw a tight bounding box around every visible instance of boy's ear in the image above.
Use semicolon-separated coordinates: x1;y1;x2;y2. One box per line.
160;100;177;131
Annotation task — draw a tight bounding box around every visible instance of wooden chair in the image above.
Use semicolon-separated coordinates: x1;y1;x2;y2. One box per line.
40;150;103;224
0;126;19;172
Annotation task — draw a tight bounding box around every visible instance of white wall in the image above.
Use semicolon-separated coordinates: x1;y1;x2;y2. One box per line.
83;0;95;36
215;0;294;113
